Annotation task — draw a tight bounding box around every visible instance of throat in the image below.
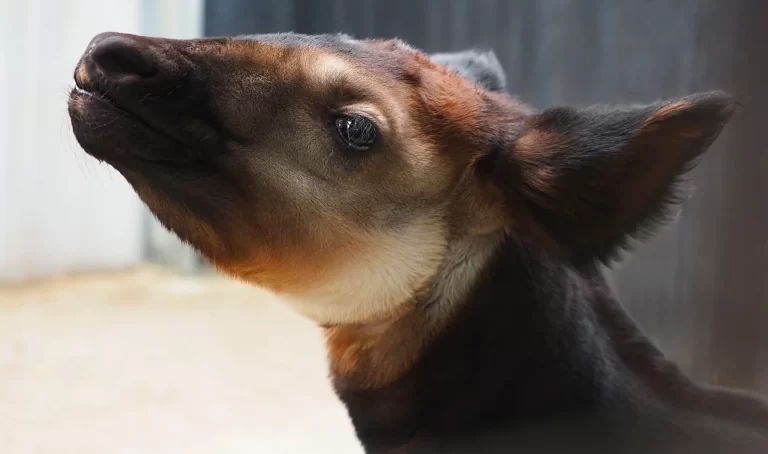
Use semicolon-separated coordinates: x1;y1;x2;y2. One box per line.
323;231;505;389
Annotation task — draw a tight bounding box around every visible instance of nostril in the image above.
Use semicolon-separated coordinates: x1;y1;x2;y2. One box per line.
91;36;158;79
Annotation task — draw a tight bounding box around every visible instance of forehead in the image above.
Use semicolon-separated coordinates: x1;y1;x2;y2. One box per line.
232;33;420;79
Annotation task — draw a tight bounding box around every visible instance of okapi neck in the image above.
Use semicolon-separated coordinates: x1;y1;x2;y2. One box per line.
329;240;632;447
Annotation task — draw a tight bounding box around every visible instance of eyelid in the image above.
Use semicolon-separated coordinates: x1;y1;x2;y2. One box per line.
337;103;389;134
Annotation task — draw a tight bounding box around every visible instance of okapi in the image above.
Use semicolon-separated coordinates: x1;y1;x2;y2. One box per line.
68;32;768;453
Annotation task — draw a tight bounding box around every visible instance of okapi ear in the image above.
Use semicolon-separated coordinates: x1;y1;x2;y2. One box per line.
430;49;507;92
506;91;735;263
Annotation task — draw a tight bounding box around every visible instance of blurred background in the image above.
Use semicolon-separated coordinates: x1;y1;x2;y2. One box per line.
1;1;766;453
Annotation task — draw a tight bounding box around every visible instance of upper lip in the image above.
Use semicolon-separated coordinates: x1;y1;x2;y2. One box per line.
74;61;96;91
74;64;118;106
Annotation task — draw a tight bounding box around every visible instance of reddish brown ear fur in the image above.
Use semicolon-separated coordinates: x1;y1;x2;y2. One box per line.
502;91;736;262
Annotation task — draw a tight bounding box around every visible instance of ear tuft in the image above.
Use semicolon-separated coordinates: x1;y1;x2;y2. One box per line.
642;91;736;148
430;49;507;92
504;91;736;263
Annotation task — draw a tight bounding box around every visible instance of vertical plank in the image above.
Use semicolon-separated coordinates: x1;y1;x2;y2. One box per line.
0;0;146;281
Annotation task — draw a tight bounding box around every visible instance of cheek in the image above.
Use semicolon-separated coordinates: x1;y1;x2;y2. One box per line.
203;173;363;293
211;214;363;295
129;166;342;293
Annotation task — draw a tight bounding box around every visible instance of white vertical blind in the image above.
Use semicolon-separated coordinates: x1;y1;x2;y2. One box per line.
0;0;202;281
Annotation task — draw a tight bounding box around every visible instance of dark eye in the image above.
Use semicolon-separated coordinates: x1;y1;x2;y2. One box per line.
335;114;377;151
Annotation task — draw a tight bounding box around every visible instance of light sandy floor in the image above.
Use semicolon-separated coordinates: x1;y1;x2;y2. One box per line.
0;267;363;454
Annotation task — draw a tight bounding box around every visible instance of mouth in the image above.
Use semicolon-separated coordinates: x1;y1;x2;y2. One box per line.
69;85;148;162
68;65;190;168
70;85;120;115
68;90;217;182
70;61;149;128
69;83;152;136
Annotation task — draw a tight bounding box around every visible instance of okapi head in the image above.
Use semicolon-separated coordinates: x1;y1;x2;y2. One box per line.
68;33;733;390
